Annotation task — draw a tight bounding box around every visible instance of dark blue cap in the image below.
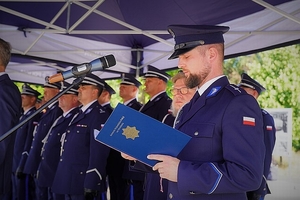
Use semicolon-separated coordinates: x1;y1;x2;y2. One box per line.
81;73;105;89
21;84;40;97
60;81;78;95
239;73;266;95
44;81;61;89
121;74;141;87
104;81;116;95
144;65;170;82
167;25;229;59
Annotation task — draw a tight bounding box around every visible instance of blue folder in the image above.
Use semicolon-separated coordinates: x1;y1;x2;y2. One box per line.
95;103;191;167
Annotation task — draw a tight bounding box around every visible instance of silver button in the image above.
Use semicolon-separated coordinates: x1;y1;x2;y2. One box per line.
190;191;195;194
194;132;199;136
169;193;173;199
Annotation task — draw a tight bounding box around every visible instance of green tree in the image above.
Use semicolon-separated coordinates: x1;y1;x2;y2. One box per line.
224;44;300;151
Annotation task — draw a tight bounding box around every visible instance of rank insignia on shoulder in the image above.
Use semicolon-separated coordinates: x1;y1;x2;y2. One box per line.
207;86;221;97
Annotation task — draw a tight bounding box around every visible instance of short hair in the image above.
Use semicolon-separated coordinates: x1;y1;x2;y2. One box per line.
171;71;186;84
0;38;11;68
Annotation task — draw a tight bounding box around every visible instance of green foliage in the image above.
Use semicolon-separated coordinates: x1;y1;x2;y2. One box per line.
14;82;44;99
224;44;300;151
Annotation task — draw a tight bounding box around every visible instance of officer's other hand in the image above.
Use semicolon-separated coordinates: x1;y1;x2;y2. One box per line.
84;188;98;200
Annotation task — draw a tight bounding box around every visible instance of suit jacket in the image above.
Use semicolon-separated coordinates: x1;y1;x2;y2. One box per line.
13;107;40;173
23;102;63;174
37;107;80;187
168;76;265;200
52;101;111;195
0;74;22;194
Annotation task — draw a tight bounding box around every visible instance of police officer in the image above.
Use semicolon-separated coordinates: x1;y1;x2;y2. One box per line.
133;66;172;200
36;82;81;200
147;25;265;200
119;74;144;200
98;81;115;114
0;38;22;200
239;73;276;200
98;81;128;200
139;65;172;120
12;84;40;200
23;81;63;199
52;73;111;200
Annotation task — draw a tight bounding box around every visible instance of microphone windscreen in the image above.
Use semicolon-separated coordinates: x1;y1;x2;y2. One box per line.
103;54;116;68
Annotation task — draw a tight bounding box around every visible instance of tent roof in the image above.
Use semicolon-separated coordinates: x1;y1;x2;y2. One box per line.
1;0;300;84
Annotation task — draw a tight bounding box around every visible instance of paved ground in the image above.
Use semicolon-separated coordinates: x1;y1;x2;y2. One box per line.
265;151;300;200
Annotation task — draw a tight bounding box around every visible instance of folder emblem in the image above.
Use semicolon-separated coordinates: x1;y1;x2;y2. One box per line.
122;126;140;140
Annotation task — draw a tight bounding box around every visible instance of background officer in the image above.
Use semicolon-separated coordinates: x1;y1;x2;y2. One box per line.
37;82;81;200
23;81;62;199
239;73;276;200
52;73;111;200
119;74;144;200
134;65;172;200
98;81;115;114
0;38;22;200
12;84;40;200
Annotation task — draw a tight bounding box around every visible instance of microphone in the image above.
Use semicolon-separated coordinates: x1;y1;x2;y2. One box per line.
47;54;116;83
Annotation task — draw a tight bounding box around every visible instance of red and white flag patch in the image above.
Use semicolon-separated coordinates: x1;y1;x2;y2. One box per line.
243;117;255;126
266;126;273;131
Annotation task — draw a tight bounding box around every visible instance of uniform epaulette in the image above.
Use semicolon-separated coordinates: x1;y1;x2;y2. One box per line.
262;109;269;115
225;84;243;96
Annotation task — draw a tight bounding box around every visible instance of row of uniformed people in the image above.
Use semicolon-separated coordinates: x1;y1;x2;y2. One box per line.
11;66;181;200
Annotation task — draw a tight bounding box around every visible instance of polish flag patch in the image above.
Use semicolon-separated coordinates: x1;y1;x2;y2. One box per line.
266;126;273;131
243;117;255;126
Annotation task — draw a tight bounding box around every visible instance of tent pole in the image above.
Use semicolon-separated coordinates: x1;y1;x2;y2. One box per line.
252;0;300;25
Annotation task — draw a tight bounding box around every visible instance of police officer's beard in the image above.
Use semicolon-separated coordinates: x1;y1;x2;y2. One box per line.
185;65;210;88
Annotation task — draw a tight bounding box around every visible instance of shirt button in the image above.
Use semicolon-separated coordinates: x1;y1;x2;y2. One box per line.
169;193;173;199
194;132;199;136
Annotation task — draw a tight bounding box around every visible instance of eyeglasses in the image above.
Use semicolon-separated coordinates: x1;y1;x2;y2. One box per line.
170;87;190;95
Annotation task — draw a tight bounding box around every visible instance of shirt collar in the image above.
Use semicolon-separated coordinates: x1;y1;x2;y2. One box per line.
197;75;224;96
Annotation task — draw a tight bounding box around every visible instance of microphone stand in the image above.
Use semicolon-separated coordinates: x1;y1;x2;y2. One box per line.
0;76;85;142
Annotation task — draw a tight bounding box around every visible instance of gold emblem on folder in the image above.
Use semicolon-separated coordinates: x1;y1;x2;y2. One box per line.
122;126;140;140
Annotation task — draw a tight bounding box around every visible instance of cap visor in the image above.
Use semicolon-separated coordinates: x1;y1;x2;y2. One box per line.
168;47;195;60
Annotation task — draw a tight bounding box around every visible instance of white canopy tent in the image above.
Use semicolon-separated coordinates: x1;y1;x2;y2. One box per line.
0;0;299;84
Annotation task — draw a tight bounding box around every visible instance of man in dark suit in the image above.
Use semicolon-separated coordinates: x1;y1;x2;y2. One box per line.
52;73;111;200
12;84;40;200
0;38;22;200
36;82;81;200
119;74;144;200
239;73;276;200
23;81;63;199
147;25;265;200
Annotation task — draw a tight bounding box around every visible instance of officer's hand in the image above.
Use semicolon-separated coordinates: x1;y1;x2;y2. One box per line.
84;188;98;200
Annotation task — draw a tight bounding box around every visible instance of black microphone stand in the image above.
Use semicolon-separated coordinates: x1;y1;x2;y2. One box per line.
0;76;85;142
